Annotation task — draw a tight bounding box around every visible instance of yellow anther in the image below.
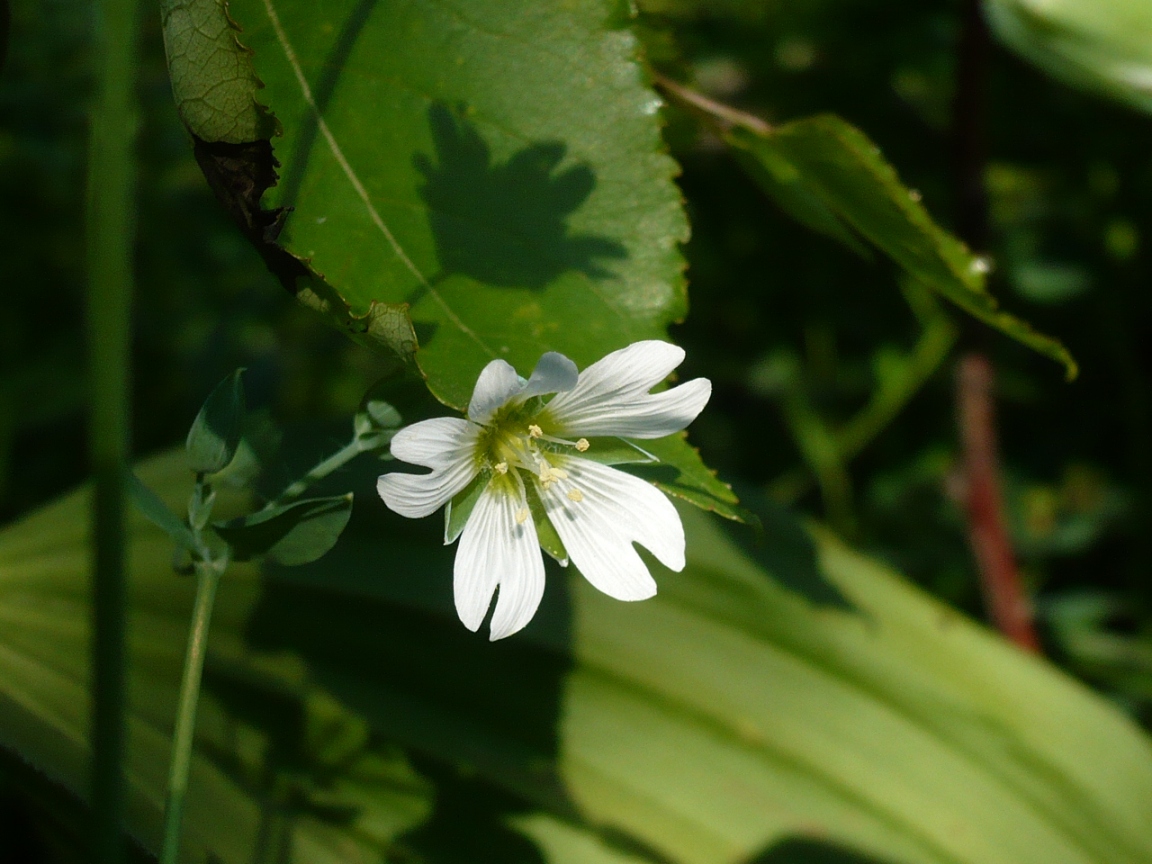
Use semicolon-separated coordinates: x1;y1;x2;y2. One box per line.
575;438;590;452
515;507;530;524
528;424;543;438
493;462;508;474
567;488;584;503
551;467;569;480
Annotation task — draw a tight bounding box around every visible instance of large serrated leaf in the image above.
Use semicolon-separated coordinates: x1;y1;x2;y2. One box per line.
5;450;1152;863
222;0;690;410
728;117;1078;379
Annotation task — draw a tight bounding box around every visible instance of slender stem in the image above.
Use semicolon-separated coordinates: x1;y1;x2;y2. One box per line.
270;433;384;506
950;0;1039;651
957;355;1040;652
160;564;221;864
652;73;773;135
768;314;956;505
86;0;142;858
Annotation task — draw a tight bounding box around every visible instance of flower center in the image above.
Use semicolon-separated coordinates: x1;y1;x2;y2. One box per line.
476;405;590;498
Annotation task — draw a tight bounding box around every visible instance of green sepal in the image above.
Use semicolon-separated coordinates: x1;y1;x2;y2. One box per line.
523;481;568;565
186;369;247;475
444;472;489;545
563;437;657;467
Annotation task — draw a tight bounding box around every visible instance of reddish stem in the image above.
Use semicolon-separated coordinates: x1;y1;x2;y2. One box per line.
956;353;1041;652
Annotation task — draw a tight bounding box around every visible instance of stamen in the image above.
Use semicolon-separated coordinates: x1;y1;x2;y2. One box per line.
528;424;543;438
550;467;569;480
515;507;530;524
567;488;584;502
575;438;590;452
493;462;509;474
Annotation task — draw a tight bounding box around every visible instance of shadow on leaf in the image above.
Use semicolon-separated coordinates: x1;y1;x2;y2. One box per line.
234;449;577;860
414;103;627;292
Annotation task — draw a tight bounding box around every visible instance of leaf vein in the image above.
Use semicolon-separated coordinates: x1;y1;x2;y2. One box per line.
259;0;496;359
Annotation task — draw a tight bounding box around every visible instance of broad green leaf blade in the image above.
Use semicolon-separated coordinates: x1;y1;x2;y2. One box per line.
0;453;419;863
727;119;1078;380
127;470;196;549
222;0;689;409
215;493;353;565
186;369;247;474
159;0;277;143
4;450;1152;863
987;0;1152;115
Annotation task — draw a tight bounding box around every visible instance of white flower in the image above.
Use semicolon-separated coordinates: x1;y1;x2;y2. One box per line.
376;341;711;640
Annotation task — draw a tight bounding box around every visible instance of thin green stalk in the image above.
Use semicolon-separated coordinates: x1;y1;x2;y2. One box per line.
271;433;383;505
86;0;142;858
160;563;221;864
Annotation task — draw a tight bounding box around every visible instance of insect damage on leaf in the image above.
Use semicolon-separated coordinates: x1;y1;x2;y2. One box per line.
190;133;418;365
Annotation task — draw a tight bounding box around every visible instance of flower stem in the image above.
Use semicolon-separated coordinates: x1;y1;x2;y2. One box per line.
159;562;221;864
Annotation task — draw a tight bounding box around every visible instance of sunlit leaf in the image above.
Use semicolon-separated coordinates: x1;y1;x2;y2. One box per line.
213;0;689;410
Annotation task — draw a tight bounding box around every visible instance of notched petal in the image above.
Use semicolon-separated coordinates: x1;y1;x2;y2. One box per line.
537;456;685;601
521;351;579;400
453;483;546;640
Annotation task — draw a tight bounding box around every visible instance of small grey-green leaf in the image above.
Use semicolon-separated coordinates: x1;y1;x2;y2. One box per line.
159;0;277;143
365;399;403;430
186;369;247;475
128;471;197;549
215;494;353;566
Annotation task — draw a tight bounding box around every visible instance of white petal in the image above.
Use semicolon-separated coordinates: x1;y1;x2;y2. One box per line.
545;341;711;438
389;417;479;468
521;351;579;400
554;378;711;439
377;418;480;518
454;482;546;640
377;458;478;519
468;359;524;423
537;456;685;601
